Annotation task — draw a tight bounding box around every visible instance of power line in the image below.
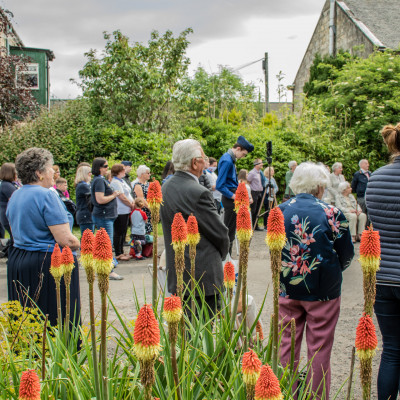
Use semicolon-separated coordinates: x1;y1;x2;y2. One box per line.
232;57;264;72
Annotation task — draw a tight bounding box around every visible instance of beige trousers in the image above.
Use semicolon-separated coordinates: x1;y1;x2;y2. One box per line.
345;212;367;236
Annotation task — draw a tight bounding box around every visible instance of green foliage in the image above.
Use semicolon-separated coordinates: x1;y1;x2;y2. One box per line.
304;50;400;169
182;66;258;123
77;29;192;133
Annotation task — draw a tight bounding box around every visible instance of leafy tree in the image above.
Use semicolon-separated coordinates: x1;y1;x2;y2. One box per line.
305;50;400;165
76;29;192;133
182;66;257;123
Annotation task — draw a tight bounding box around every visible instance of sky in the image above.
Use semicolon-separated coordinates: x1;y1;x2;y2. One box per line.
1;0;325;102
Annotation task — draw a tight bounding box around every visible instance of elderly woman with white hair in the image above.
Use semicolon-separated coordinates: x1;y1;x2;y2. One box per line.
327;162;345;204
133;164;152;234
278;162;354;399
335;181;366;242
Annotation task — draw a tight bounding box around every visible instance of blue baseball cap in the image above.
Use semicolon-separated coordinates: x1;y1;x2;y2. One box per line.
237;136;254;153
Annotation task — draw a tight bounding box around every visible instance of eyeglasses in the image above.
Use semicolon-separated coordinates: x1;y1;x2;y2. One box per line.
195;156;206;161
102;165;109;168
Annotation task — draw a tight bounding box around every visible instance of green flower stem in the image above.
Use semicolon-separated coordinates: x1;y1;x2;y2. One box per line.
190;244;196;319
271;251;281;375
169;324;182;400
98;275;109;400
151;207;159;308
89;281;101;400
240;243;250;351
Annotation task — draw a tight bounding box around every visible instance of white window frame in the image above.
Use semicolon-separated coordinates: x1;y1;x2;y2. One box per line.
16;62;39;90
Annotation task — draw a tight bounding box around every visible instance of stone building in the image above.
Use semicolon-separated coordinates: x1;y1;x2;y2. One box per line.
293;0;400;106
0;7;54;109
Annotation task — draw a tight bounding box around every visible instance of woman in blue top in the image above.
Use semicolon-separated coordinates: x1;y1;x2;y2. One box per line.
91;158;123;280
74;165;94;235
6;148;80;327
278;162;354;399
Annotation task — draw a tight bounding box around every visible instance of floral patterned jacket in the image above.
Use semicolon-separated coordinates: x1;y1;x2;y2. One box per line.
279;193;354;301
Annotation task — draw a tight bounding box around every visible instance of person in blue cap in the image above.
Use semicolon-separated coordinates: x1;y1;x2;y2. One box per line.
216;135;254;254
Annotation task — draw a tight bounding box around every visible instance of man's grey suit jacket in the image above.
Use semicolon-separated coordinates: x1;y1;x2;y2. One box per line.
160;171;229;297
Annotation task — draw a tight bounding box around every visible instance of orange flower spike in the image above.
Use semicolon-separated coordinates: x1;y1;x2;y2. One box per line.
163;295;183;324
50;243;63;279
266;207;286;251
223;261;235;289
133;304;161;361
19;369;41;400
61;246;75;275
187;215;200;246
256;320;264;341
359;227;381;273
171;212;187;252
236;205;253;243
242;349;262;385
234;182;250;212
254;364;283;400
147;180;163;208
93;228;114;275
355;313;378;361
80;229;95;270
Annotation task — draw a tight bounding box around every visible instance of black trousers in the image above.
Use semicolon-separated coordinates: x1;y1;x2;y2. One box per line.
250;190;263;227
113;213;130;256
222;195;236;246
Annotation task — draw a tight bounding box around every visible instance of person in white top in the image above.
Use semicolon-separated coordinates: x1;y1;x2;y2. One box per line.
206;157;222;214
110;164;134;261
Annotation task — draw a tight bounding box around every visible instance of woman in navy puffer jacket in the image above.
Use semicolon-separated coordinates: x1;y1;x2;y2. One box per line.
366;123;400;400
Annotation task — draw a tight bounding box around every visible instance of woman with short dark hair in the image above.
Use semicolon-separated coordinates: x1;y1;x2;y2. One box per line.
110;163;134;261
74;165;94;235
6;148;80;326
0;163;19;255
91;158;123;280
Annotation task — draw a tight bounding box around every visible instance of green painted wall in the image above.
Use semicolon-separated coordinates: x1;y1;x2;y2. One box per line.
10;47;49;106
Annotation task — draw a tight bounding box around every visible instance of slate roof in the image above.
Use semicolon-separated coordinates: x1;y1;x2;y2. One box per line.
340;0;400;49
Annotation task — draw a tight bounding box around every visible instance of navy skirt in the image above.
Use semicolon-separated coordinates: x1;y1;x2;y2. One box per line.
7;246;81;327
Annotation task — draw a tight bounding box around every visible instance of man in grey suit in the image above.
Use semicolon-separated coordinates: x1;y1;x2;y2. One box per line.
160;139;230;314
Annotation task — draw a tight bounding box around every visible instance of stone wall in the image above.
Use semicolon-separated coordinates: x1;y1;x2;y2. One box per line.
293;0;377;107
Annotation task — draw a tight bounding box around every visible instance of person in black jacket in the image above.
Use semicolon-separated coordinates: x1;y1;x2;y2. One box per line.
74;165;94;235
160;139;229;315
366;123;400;400
351;159;371;215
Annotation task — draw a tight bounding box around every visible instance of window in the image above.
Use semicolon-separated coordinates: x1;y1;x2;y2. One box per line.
16;63;39;90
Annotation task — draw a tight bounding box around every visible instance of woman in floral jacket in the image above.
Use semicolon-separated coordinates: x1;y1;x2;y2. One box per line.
278;162;354;399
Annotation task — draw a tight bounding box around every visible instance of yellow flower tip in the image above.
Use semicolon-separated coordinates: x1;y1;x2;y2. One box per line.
50;265;64;279
243;371;260;386
80;253;94;271
255;396;283;400
93;258;113;275
358;255;380;273
187;233;200;246
237;229;253;243
163;308;183;324
265;232;286;251
172;241;186;253
356;348;377;361
133;343;161;361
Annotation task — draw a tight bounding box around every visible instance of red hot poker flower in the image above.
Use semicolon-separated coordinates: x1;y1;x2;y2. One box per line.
61;246;75;275
147;180;163;208
50;244;63;279
254;364;283;400
133;304;161;361
187;214;200;246
266;207;286;251
256;320;264;341
359;227;381;273
237;205;253;243
93;228;113;275
19;369;41;400
242;349;262;385
224;261;235;289
355;313;378;361
171;213;187;252
163;295;183;324
235;182;250;212
81;229;95;255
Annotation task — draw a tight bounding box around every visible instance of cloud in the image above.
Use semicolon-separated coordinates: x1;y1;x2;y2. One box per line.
1;0;324;99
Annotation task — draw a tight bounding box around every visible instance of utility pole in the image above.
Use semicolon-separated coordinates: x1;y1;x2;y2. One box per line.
262;52;269;113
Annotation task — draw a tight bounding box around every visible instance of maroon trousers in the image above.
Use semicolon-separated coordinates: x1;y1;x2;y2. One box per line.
279;296;341;400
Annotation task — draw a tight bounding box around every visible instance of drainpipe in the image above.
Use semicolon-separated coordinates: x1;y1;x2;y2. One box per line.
329;0;336;56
